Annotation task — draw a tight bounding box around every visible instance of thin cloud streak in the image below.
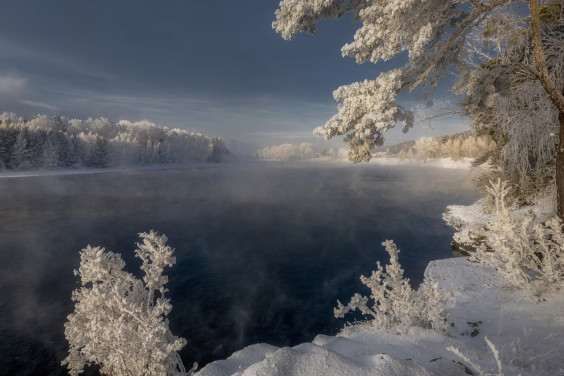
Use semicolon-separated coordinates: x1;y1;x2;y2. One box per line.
20;100;58;111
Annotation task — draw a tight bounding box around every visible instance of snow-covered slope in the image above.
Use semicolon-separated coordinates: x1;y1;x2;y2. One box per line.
197;257;564;376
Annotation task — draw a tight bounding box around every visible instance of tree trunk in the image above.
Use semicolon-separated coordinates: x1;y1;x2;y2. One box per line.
529;0;564;220
557;109;564;221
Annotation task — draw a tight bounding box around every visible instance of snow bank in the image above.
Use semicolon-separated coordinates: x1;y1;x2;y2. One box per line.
196;257;564;376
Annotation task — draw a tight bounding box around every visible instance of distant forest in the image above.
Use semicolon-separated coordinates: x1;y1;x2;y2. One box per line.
0;113;229;171
256;131;495;163
382;131;495;163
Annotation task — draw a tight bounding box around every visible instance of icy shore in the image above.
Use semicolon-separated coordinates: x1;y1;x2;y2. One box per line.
197;255;564;375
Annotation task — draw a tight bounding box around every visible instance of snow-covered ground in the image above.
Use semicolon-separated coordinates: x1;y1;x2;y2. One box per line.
197;256;564;376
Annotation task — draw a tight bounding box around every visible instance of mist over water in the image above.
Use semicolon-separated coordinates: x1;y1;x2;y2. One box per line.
0;162;481;375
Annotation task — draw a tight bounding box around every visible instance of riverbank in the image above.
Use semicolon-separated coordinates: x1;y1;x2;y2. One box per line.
314;156;474;170
0;157;472;179
197;257;564;376
196;197;564;376
0;162;223;178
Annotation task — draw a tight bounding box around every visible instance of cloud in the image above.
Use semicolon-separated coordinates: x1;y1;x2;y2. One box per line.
0;74;26;95
20;100;57;111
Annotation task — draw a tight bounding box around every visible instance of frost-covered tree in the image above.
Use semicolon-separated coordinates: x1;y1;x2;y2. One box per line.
87;135;110;168
274;0;564;219
208;136;228;162
414;137;437;163
63;230;194;376
12;128;33;169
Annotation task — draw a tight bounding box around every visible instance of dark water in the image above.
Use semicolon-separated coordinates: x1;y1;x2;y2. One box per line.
0;162;481;375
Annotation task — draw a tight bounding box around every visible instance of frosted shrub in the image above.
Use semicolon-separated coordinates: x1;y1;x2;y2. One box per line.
62;230;195;376
472;180;564;298
335;240;450;333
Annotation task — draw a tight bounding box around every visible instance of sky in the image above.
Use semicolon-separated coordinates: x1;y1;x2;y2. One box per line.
0;0;469;150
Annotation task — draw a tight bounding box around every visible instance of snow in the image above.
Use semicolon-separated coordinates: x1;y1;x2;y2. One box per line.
197;257;564;376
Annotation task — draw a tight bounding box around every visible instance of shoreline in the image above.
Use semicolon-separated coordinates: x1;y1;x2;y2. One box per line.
195;196;564;376
0;157;473;179
196;254;564;376
0;162;222;179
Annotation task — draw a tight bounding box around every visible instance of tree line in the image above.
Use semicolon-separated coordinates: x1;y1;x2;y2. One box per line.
0;113;228;171
383;131;496;163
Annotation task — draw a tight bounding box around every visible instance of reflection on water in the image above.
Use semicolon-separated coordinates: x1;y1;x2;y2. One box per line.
0;162;481;375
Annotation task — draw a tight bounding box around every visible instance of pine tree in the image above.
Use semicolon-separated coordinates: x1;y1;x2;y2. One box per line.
274;0;564;218
88;136;110;168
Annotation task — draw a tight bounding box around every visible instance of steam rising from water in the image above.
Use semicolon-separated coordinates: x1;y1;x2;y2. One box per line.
0;162;480;375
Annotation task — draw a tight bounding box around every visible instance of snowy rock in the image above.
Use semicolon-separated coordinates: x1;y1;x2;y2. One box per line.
443;198;492;254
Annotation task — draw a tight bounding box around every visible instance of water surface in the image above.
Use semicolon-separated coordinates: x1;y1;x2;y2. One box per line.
0;162;481;375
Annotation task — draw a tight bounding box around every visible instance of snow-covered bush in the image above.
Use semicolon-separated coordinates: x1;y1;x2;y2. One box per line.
334;240;450;333
62;230;195;376
472;180;564;298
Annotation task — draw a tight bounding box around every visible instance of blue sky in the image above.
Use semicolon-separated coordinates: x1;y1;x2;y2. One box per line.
0;0;469;149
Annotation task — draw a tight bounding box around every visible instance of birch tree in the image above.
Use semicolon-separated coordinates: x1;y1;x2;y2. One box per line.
273;0;564;219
